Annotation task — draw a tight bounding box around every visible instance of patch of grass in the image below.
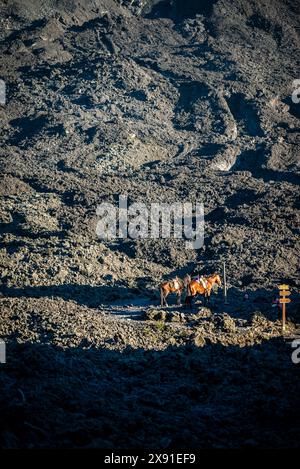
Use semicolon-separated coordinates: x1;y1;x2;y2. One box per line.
155;320;166;332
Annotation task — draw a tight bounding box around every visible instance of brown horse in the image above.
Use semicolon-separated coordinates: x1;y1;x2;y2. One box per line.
185;273;222;307
160;276;190;307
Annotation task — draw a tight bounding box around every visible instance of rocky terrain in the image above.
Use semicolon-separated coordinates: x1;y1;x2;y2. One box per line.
0;0;300;449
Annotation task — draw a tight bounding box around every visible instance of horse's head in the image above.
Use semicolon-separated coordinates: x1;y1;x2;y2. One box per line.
183;274;191;285
213;273;222;287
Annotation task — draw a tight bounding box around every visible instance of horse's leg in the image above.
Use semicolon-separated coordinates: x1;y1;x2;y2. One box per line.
177;290;182;306
164;291;169;307
184;287;191;308
160;287;165;307
207;286;212;305
184;294;188;309
184;293;193;311
187;285;194;311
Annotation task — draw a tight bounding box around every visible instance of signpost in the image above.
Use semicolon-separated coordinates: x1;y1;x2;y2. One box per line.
278;284;289;290
278;284;292;332
279;298;291;304
279;290;291;296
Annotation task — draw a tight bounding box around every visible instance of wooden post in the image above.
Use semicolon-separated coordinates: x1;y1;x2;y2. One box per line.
223;261;229;304
282;302;286;332
278;284;291;334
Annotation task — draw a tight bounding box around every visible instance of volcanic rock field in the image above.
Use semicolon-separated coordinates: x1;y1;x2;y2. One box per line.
0;0;299;449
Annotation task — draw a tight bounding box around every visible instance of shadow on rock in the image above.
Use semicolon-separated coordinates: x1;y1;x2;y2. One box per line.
0;336;299;449
0;283;137;308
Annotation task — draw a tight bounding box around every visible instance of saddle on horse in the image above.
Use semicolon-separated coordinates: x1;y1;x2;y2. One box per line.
171;278;180;290
196;275;208;290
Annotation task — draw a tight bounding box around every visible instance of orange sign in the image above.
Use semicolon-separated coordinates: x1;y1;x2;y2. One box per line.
278;284;289;290
279;298;291;304
279;290;291;296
